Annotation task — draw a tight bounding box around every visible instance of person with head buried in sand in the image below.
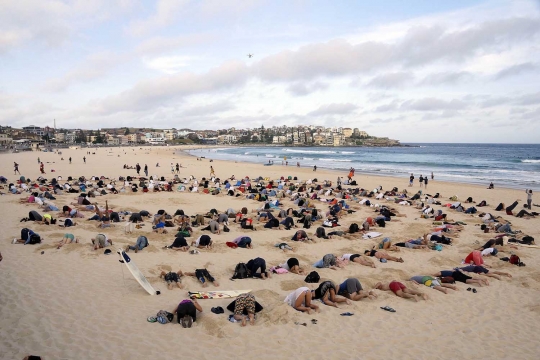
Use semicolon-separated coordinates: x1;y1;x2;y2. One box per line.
374;281;428;301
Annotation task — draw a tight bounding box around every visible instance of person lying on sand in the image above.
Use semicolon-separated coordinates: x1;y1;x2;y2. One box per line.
433;270;489;286
166;235;189;251
284;287;320;314
458;265;512;280
125;236;149;253
409;276;458;294
200;220;220;234
341;253;376;268
274;242;295;252
314;254;347;270
364;249;404;263
475;238;518;251
160;270;183;289
376;237;400;251
57;233;78;249
375;281;428;301
337;278;378;300
183;269;219;287
173;298;202;328
463;248;498;266
311;280;351;307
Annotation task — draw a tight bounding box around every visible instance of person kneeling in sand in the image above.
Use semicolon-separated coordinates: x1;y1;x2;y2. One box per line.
173;298;203;328
375;281;428;301
284;287;320;314
341;253;376;268
233;293;258;326
191;235;213;249
364;249;404;263
166;235;189;251
91;234;112;250
338;278;378;300
57;233;78;249
183;269;220;287
160;270;184;289
276;257;304;274
433;270;489;286
409;276;458;294
125;236;149;253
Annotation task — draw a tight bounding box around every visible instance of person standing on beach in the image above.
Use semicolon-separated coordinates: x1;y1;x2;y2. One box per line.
525;189;533;210
419;175;424;188
409;174;414;187
424;176;428;189
37;157;40;164
39;162;45;174
175;163;180;174
83;156;86;164
14;162;20;174
431;172;434;180
313;165;317;171
136;163;141;175
210;166;215;177
144;164;148;177
69;157;72;164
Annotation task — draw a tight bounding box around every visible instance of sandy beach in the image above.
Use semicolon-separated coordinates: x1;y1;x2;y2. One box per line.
1;145;539;360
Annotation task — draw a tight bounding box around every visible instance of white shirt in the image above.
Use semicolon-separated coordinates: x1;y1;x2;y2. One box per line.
341;254;353;261
481;248;495;256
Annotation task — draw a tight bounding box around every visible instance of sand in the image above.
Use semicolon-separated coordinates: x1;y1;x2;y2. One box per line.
1;145;539;360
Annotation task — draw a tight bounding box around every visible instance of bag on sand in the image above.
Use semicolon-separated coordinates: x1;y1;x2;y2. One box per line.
348;223;359;233
232;263;248;279
156;310;174;324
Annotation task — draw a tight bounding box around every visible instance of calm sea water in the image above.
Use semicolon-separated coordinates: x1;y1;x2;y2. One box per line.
187;144;540;190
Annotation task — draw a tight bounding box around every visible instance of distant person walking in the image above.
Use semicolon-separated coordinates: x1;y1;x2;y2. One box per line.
14;162;20;175
313;165;317;172
525;189;533;210
348;168;355;181
176;163;180;174
144;164;148;177
39;162;45;174
431;172;434;180
419;175;424;188
409;173;414;187
424;176;428;189
69;157;72;164
37;157;40;164
136;163;141;175
83;156;86;164
171;163;174;174
210;166;215;177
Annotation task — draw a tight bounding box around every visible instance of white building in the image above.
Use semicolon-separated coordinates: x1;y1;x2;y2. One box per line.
145;132;165;144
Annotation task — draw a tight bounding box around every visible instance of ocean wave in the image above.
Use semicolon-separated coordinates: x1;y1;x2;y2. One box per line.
319;158;352;162
265;154;275;158
341;151;355;154
522;159;540;163
283;148;337;154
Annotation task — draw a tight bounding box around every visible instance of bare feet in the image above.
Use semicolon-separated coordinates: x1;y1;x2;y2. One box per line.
241;317;247;327
202;282;208;288
421;294;429;300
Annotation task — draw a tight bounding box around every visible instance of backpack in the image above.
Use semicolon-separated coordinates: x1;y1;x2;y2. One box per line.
174;209;184;216
232;263;248;279
156;310;174;324
29;234;41;244
303;219;311;229
316;227;326;238
304;271;320;283
376;219;386;228
349;223;360;233
509;254;525;267
522;236;535;245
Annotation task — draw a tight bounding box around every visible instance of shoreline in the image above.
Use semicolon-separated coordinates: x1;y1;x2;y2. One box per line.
180;146;535;192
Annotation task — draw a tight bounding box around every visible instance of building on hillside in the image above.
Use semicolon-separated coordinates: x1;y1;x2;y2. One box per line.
107;137;120;145
0;133;13;145
217;134;237;144
66;133;77;143
22;125;45;136
333;134;345;146
55;133;66;142
145;132;165;144
342;128;353;137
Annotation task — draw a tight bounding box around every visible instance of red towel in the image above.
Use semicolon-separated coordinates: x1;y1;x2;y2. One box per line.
226;242;238;248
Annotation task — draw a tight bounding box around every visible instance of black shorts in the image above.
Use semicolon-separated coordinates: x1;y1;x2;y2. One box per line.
177;302;196;322
349;254;360;262
452;271;472;283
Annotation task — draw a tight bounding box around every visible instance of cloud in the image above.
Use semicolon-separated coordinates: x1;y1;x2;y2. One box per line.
180;101;235;117
494;62;538;79
135;33;216;55
287;81;328;96
127;0;190;36
401;98;468;111
367;72;414;88
374;99;400;112
419;71;473;85
87;60;249;114
516;91;540;106
44;52;127;92
143;55;193;74
307;103;358;116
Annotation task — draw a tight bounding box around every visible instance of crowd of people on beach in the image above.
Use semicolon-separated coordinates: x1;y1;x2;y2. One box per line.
2;159;536;329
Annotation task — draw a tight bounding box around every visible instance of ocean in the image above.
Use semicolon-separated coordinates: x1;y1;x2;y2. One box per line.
186;143;540;190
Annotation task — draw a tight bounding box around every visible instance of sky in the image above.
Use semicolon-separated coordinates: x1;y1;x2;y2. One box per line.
1;0;540;143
